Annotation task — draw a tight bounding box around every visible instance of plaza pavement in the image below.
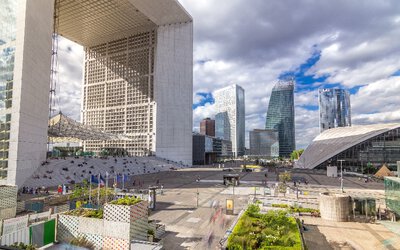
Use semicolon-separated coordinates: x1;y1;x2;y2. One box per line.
20;165;395;249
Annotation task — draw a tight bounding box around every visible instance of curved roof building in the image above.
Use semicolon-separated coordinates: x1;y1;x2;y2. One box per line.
296;123;400;169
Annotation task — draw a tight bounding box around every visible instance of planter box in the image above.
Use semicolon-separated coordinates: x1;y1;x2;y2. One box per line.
57;201;150;249
57;215;103;250
104;201;149;241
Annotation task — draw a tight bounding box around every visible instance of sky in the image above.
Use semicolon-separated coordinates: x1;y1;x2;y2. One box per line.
56;0;400;149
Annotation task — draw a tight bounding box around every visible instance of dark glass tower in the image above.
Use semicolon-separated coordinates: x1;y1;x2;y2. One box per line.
265;80;295;157
318;88;351;133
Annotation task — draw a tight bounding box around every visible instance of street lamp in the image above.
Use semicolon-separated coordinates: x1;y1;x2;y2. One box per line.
337;159;345;193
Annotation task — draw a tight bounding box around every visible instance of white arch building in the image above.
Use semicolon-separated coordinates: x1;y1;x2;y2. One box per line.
0;0;193;187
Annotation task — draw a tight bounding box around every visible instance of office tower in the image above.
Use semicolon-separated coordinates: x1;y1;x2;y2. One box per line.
265;80;295;157
214;84;245;157
0;0;193;187
249;129;279;157
319;88;351;133
215;112;230;141
200;118;215;136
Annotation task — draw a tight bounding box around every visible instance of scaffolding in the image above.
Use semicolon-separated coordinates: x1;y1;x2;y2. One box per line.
48;0;61;153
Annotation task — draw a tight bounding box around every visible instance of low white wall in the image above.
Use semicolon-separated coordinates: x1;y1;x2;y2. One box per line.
319;192;350;222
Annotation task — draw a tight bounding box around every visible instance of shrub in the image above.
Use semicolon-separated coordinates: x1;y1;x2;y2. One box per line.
271;204;289;208
227;206;302;250
65;208;103;219
110;196;141;206
70;236;95;250
9;243;36;250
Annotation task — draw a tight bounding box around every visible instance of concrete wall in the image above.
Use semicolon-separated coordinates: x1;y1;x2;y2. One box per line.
154;22;193;166
5;0;53;186
0;186;17;221
319;192;351;222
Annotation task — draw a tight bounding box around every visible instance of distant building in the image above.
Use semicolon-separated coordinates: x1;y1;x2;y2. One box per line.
265;80;295;157
215;112;230;141
214;85;245;157
319;88;351;133
192;133;232;165
296;123;400;170
213;137;233;158
249;129;279;158
200;118;215;136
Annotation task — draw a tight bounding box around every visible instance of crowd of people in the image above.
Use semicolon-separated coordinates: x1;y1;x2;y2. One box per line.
20;186;49;195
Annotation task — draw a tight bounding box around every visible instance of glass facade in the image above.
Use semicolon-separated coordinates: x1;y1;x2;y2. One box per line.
385;177;400;216
0;0;17;179
215;112;230;141
317;127;400;170
265;81;295;157
319;88;351;133
249;129;279;157
214;85;245;157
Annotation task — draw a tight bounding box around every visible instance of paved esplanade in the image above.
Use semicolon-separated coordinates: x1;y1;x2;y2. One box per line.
119;167;387;249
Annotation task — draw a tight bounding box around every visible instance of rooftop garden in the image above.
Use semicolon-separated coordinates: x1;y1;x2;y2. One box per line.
109;196;142;206
227;204;303;250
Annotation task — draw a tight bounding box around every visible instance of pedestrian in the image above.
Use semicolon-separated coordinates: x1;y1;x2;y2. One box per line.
301;219;306;231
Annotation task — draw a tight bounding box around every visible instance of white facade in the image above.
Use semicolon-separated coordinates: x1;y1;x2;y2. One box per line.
1;0;193;187
214;85;245;157
0;0;54;186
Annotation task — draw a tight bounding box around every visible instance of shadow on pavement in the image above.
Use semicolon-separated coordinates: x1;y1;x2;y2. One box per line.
162;231;204;250
303;225;333;250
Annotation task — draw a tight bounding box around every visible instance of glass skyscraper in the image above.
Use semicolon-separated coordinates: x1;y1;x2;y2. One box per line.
214;84;245;157
318;88;351;133
265;80;295;157
0;0;17;180
215;112;230;141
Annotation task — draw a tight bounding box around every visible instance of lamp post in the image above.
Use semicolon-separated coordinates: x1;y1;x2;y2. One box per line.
338;159;345;193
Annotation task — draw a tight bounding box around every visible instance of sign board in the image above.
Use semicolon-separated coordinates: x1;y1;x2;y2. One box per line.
226;199;234;215
2;215;29;236
327;166;338;177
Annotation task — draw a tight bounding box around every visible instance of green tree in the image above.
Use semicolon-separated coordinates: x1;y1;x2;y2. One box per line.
278;172;292;196
290;149;304;161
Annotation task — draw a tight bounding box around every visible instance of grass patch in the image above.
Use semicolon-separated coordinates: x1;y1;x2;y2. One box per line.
227;205;302;250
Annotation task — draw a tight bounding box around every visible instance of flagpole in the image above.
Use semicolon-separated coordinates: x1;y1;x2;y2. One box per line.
89;175;92;204
97;173;100;206
105;172;109;204
114;175;117;193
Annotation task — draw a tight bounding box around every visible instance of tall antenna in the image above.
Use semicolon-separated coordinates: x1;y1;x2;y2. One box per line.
48;0;61;156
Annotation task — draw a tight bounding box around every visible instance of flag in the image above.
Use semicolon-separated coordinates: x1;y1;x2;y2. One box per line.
91;174;105;187
123;174;129;182
99;175;105;187
116;174;123;183
91;174;99;184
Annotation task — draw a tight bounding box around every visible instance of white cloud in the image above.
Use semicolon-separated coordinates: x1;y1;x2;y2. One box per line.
55;0;400;152
57;37;83;120
351;76;400;124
